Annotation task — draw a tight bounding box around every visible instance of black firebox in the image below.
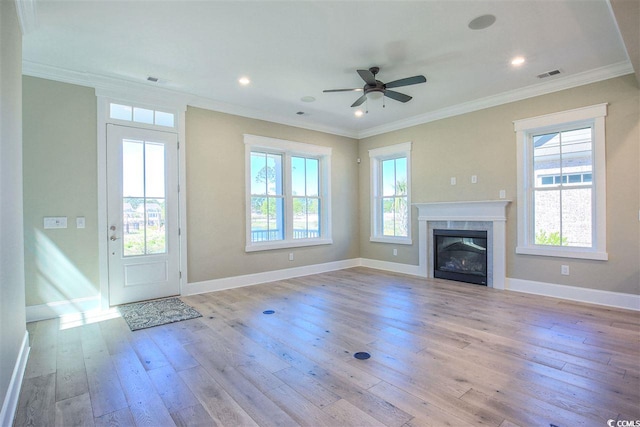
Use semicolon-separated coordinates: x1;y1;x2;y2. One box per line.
434;229;488;286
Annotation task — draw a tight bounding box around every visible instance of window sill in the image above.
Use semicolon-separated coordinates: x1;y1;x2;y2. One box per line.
370;236;413;245
516;246;608;261
245;238;333;253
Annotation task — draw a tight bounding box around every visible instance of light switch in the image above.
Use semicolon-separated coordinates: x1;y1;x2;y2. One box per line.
44;217;67;229
471;175;478;184
76;217;86;229
450;177;457;185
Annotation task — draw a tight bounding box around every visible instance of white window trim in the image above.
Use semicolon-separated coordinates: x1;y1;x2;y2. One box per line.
244;134;332;252
369;142;413;245
514;103;607;261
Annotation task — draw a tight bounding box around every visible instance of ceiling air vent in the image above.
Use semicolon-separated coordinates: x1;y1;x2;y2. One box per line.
537;69;561;79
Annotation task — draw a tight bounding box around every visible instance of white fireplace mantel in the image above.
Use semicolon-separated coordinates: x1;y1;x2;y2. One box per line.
413;200;511;289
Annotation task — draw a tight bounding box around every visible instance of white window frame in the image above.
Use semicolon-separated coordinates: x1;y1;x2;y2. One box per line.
244;134;332;252
369;142;412;245
514;103;607;260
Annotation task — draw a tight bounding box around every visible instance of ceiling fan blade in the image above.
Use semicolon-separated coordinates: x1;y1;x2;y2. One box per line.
351;94;367;107
323;88;363;93
385;75;427;89
357;69;377;85
384;90;412;103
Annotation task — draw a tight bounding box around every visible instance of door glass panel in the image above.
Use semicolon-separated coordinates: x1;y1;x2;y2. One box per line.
122;140;167;256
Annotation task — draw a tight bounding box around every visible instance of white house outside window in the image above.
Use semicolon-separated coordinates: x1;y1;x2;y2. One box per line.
370;142;412;245
514;104;607;260
245;134;332;252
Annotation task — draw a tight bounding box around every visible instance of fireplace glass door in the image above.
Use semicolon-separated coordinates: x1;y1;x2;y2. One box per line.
434;229;488;285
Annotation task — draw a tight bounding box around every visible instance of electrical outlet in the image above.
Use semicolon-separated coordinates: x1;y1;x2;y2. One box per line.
450;177;457;185
289;252;294;261
499;190;506;199
393;248;397;256
561;265;570;275
471;175;477;184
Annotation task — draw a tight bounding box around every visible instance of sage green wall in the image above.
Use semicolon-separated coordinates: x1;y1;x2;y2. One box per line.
185;107;360;283
1;0;27;415
359;74;640;295
22;76;99;306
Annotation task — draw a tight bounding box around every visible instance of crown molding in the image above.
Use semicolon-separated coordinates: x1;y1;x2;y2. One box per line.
14;0;37;35
356;60;634;139
22;59;632;141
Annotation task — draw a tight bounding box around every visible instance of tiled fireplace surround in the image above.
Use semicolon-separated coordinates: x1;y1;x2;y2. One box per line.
413;200;511;289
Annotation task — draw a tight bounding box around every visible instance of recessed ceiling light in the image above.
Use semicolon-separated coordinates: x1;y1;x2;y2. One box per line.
301;96;316;103
238;77;251;86
354;110;364;118
511;56;526;66
468;14;496;30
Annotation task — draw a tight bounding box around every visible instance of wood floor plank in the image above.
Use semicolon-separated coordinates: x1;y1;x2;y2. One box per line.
178;365;258;427
93;407;135;427
170;403;218;427
14;373;56;427
84;349;129;418
55;392;95;427
147;364;200;413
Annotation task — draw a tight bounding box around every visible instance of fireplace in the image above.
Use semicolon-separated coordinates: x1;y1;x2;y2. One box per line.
434;229;488;286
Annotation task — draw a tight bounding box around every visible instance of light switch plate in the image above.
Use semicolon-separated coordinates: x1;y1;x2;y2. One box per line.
44;217;67;229
76;217;86;229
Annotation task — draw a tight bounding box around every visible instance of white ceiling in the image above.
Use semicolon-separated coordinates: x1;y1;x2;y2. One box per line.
22;0;634;138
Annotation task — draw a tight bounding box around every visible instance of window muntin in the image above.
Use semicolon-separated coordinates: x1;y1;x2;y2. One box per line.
514;103;607;260
244;134;332;252
369;142;412;245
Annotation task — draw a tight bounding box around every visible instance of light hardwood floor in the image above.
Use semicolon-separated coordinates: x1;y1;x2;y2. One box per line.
14;267;640;426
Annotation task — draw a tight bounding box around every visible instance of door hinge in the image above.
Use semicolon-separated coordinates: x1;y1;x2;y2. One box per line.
177;141;180;150
177;184;180;193
179;271;182;279
178;228;181;236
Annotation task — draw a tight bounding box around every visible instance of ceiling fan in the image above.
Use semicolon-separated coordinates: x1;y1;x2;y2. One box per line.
323;66;427;108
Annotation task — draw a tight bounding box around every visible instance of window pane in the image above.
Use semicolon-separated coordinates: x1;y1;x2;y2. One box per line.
110;103;132;121
250;196;283;242
534;189;562;245
533;132;560;189
122;140;144;197
382;197;395;236
306;158;319;197
251;153;267;195
395;158;407;195
382;159;396;196
291;156;305;196
562;188;592;247
154;111;175;127
308;198;320;238
394;196;408;237
133;107;154;124
266;154;282;196
123;197;144;256
293;197;307;238
145;198;166;254
145;142;165;198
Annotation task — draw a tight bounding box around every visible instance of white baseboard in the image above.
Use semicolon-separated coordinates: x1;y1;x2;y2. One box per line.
359;258;422;277
0;331;30;427
506;277;640;311
183;258;361;295
26;295;101;323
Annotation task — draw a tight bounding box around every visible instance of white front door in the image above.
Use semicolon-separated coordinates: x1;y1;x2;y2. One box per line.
107;124;180;306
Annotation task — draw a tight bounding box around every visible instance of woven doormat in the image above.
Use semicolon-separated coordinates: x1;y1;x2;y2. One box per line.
118;297;202;331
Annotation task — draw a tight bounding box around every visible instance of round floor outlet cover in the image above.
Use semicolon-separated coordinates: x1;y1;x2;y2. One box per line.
354;352;371;360
263;310;275;315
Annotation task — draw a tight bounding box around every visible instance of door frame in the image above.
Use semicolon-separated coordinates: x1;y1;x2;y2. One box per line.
96;92;188;310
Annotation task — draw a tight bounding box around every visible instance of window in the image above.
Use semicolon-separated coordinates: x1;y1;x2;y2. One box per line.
109;102;175;128
514;104;607;260
245;134;332;251
369;142;412;244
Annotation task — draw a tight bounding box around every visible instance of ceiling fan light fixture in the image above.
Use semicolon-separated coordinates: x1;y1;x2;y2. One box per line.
238;76;251;86
354;110;364;117
367;90;384;100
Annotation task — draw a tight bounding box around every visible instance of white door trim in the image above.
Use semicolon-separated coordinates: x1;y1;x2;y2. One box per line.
97;94;187;309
